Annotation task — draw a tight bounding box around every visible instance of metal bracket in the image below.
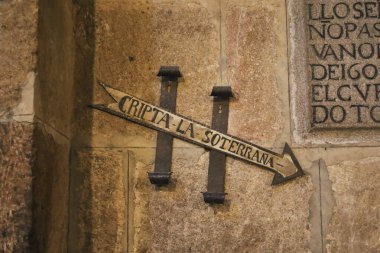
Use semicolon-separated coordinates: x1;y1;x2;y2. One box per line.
203;86;233;204
148;66;182;186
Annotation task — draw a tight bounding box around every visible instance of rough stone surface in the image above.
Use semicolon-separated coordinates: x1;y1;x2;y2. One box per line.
0;0;37;120
306;1;380;129
32;124;70;253
288;0;380;145
0;0;37;252
12;71;35;122
225;0;290;147
0;122;33;252
89;1;314;252
33;1;96;252
92;0;219;147
34;0;75;137
326;158;380;253
128;148;313;253
69;149;128;253
22;1;380;252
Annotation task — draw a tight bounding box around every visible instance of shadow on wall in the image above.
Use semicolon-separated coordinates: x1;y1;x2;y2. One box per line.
32;0;95;252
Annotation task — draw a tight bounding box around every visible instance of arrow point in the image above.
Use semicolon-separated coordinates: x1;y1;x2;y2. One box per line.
272;143;305;186
271;173;286;186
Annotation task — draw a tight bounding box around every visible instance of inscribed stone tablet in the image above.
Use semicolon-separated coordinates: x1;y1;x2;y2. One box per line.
291;0;380;130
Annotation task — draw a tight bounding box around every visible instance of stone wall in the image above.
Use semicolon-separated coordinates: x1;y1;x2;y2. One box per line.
33;0;95;252
72;1;378;252
3;0;380;252
71;1;314;251
0;0;37;251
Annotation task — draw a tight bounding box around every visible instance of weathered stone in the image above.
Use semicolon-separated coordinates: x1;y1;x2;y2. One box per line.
295;147;380;252
128;147;313;252
225;0;290;147
307;1;380;129
326;158;380;253
35;0;75;137
288;0;380;145
92;0;220;148
69;149;128;253
33;1;97;252
127;148;155;252
89;2;314;252
0;1;37;252
32;124;70;253
19;1;380;253
0;122;33;252
12;71;35;122
0;0;37;119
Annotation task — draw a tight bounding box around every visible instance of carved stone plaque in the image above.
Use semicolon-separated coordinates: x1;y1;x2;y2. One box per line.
290;0;380;130
309;1;380;129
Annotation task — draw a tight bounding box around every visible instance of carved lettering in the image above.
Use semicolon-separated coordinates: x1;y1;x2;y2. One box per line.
308;1;380;128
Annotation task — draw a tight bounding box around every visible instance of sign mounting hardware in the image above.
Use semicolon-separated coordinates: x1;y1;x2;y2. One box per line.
203;86;233;204
148;66;182;186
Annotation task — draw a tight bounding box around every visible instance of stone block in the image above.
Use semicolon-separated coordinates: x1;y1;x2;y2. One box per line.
92;0;220;147
69;149;128;253
34;0;75;136
225;0;290;147
0;122;33;252
326;158;380;253
32;124;70;253
288;0;380;145
0;0;37;119
128;147;313;252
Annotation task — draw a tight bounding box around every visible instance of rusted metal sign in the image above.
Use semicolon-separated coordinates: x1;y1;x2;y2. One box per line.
91;81;304;185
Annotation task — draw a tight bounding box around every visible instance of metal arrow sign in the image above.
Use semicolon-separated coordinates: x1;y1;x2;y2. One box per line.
91;81;304;185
